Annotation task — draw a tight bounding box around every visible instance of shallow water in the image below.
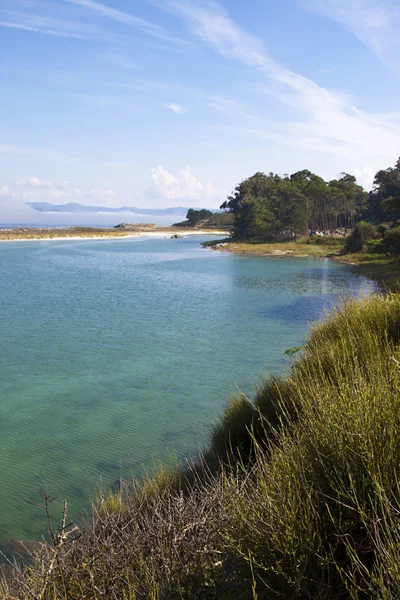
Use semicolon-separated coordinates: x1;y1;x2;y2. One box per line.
0;236;375;541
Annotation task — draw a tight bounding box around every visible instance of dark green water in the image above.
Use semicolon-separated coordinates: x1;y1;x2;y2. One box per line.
0;236;375;541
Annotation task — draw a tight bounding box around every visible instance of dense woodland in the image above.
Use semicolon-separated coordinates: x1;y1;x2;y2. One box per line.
220;157;400;241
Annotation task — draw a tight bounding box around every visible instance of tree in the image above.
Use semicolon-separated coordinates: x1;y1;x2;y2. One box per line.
369;157;400;221
186;209;213;225
288;205;309;240
328;174;368;230
345;221;375;253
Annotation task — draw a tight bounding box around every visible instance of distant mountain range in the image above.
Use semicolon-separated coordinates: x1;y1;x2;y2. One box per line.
27;202;195;216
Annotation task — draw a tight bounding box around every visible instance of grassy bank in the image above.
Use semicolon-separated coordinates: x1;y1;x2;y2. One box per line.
204;236;400;291
3;293;400;599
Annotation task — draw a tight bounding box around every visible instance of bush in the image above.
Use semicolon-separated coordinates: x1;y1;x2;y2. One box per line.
377;224;389;235
314;236;345;246
383;226;400;253
345;221;376;252
222;294;400;599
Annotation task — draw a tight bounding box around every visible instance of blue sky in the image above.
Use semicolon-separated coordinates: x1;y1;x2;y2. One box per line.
1;0;400;221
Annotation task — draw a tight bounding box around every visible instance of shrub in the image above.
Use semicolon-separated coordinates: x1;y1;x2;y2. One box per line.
383;226;400;253
345;221;376;252
376;224;389;235
222;294;400;599
315;236;345;246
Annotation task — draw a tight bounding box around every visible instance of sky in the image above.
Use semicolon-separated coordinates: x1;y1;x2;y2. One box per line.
1;0;400;223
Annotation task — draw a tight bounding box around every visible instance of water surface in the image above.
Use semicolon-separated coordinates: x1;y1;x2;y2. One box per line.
0;236;374;540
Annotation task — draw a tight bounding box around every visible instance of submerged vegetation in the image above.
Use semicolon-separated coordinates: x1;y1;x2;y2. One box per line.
4;293;400;599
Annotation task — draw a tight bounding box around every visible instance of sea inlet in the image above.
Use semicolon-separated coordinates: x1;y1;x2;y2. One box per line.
0;235;375;541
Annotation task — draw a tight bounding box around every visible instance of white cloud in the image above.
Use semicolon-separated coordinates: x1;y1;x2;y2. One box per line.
149;165;225;206
0;20;88;40
29;176;43;187
300;0;400;61
164;1;400;174
62;0;189;45
0;185;12;196
163;103;188;115
354;166;376;190
16;176;70;188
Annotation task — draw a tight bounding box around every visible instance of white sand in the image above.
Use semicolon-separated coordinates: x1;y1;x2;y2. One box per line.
0;230;230;243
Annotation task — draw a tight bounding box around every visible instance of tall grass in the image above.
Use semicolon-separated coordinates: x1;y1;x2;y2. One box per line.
3;294;400;599
221;294;400;598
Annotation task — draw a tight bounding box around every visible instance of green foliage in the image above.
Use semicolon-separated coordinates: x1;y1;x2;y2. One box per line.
220;159;400;243
222;170;368;242
376;224;389;234
368;157;400;221
383;226;400;253
314;236;345;246
345;220;376;252
205;211;235;229
186;208;213;225
174;209;234;230
222;294;400;599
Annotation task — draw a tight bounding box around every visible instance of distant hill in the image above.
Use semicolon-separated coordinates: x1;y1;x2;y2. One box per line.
27;202;192;217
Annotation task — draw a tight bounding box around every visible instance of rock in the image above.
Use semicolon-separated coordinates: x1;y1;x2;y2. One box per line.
171;234;182;238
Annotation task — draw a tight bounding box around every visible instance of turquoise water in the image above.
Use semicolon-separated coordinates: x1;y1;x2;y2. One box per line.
0;236;374;541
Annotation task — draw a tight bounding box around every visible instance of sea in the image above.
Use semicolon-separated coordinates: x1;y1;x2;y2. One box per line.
0;234;376;543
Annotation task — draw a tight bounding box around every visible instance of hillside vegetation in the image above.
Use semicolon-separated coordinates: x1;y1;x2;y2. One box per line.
174;209;234;230
4;293;400;599
220;157;400;241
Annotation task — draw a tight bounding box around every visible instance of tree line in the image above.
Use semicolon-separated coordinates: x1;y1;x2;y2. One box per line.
220;157;400;241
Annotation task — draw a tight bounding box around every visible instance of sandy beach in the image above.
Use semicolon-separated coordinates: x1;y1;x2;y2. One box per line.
0;228;230;242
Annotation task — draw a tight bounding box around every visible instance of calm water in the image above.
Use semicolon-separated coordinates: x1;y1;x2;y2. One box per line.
0;236;375;541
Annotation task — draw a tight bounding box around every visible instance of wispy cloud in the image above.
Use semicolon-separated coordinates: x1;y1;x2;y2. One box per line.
62;0;190;45
0;143;66;160
163;103;188;114
0;9;118;42
300;0;400;62
0;20;88;39
162;0;400;176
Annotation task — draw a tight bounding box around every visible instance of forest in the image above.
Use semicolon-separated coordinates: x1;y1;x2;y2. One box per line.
220;157;400;241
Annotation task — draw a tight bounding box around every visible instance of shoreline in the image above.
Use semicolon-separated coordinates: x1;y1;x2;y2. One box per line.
0;229;230;243
206;239;399;291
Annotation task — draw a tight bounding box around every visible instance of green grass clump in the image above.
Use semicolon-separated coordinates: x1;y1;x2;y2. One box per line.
314;236;346;246
221;294;400;598
4;294;400;599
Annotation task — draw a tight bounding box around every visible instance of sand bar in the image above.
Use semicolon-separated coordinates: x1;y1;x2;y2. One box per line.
0;228;230;243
